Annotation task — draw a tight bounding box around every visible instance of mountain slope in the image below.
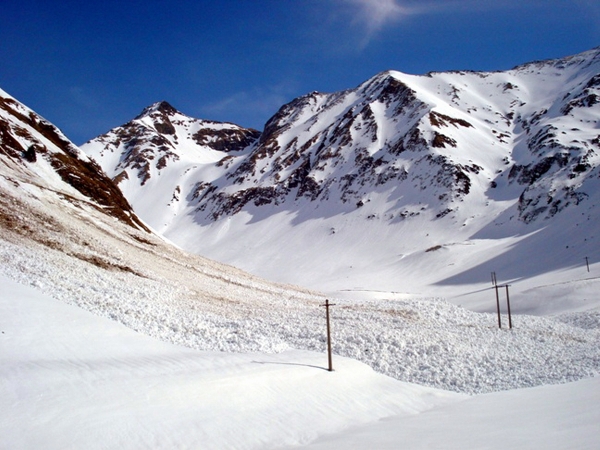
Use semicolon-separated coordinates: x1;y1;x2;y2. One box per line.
82;48;600;307
0;87;321;328
2;86;599;396
0;88;148;232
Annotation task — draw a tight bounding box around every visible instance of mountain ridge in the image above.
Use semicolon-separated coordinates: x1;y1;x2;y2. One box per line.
0;88;148;232
81;48;600;303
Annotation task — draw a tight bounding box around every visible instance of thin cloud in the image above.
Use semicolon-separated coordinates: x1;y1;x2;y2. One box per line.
338;0;417;47
338;0;529;47
200;84;298;129
343;0;416;33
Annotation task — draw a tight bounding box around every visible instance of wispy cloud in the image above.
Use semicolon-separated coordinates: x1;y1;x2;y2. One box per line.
343;0;416;33
338;0;527;47
200;83;298;129
338;0;417;47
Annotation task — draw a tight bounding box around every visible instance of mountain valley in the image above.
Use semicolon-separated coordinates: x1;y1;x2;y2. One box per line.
81;47;600;310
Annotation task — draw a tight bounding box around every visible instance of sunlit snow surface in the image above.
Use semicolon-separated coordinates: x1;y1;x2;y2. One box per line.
1;51;600;448
2;237;599;396
2;275;599;449
81;48;600;315
0;175;598;449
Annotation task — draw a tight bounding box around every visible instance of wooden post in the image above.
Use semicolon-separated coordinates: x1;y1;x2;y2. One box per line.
505;284;512;329
585;257;590;273
492;272;501;329
492;273;515;330
495;284;502;329
321;299;336;372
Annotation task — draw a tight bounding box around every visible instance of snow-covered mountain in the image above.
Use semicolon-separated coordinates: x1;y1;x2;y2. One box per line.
79;100;260;216
2;68;600;448
1;87;599;395
0;88;147;232
0;86;324;353
82;47;600;308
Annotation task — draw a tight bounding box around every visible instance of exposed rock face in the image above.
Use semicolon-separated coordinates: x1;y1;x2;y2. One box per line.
0;91;147;231
84;101;260;189
82;47;600;233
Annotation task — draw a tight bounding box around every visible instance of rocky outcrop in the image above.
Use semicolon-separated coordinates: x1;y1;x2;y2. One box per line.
82;47;600;229
0;92;148;231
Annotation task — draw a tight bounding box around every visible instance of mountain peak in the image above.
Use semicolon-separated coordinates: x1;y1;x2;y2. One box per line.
81;46;600;297
136;100;179;119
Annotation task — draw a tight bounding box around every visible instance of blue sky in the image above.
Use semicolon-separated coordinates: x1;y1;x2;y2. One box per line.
2;0;598;144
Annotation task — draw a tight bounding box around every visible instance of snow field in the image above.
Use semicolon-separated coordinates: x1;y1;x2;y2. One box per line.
1;235;598;394
1;276;461;450
302;375;600;450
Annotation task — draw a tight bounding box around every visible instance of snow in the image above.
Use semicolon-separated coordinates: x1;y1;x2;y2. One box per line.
2;266;599;449
304;375;600;450
0;162;598;447
0;193;598;450
80;47;600;320
0;276;459;449
4;232;599;395
2;48;599;448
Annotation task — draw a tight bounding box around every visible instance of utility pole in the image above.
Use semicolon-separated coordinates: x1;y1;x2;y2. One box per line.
321;299;336;371
585;256;590;273
492;272;501;329
505;284;512;329
492;272;513;329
